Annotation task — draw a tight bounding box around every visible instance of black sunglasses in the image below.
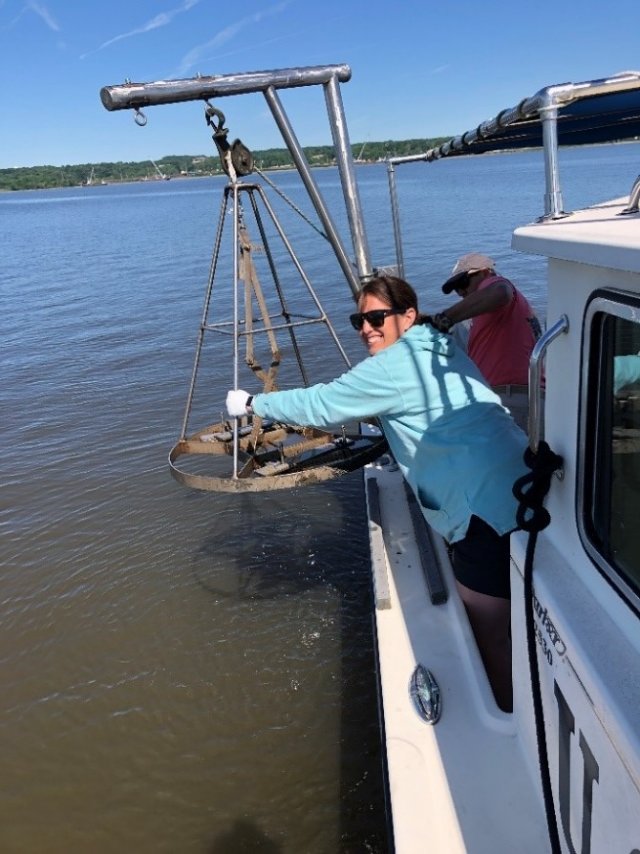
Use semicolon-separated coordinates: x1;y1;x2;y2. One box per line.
349;308;403;331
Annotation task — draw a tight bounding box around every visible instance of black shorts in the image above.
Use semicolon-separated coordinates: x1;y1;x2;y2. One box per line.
451;515;512;600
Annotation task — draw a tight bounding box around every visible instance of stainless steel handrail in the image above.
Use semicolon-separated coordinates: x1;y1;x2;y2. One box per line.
416;72;640;165
386;71;640;219
529;315;569;453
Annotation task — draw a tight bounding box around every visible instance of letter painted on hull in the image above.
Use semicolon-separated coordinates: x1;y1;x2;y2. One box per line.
532;597;640;853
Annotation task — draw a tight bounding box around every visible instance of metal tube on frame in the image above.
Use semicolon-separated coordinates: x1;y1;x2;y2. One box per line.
539;102;565;219
323;74;372;285
386;161;405;279
180;190;229;440
232;182;240;479
100;65;352;111
263;85;362;297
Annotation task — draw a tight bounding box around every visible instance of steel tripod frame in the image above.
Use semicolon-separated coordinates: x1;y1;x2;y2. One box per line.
178;177;353;481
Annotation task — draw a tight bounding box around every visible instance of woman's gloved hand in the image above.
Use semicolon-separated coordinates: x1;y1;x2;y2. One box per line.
226;389;252;417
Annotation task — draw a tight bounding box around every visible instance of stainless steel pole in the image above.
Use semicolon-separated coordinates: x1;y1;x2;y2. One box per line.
387;160;405;279
263;85;361;297
539;102;565;220
100;65;352;111
324;74;372;284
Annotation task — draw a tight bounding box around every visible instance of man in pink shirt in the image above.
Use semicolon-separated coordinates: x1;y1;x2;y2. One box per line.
431;253;541;431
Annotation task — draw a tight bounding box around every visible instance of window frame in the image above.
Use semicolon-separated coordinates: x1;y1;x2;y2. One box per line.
579;290;640;614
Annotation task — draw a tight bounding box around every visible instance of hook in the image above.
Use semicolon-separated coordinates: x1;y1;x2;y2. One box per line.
134;108;147;127
204;101;227;136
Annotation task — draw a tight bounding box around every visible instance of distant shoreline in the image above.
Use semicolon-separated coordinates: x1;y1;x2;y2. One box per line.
2;137;638;193
0;136;450;192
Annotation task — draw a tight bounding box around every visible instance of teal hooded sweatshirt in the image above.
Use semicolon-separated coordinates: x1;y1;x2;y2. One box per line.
252;324;528;543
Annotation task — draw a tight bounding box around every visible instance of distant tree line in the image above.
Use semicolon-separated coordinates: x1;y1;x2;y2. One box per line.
0;137;449;192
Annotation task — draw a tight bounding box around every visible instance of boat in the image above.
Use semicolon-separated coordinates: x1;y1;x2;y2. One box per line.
355;140;368;163
150;158;170;180
100;66;640;853
83;165;107;186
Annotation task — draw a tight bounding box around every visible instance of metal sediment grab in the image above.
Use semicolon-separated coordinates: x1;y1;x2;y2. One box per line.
99;68;383;491
168;420;388;493
165;176;387;493
167;131;385;492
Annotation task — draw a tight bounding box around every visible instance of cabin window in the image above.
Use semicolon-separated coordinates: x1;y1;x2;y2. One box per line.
587;310;640;602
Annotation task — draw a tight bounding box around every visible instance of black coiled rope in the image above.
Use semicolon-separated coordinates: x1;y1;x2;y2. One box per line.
513;440;564;854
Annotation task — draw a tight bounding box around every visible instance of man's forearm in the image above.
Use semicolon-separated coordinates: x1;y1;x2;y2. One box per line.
444;282;512;324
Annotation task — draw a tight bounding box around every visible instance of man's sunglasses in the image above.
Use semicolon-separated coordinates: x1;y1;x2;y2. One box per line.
349;308;403;331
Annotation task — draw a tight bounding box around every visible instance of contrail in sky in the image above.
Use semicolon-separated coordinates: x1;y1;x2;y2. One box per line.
81;0;201;58
174;1;291;77
26;1;60;31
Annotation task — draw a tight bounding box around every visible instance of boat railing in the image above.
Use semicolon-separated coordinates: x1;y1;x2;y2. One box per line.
386;70;640;266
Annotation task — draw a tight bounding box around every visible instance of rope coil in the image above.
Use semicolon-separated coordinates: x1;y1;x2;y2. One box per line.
513;441;564;532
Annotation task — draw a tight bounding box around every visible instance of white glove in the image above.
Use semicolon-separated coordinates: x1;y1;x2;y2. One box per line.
226;389;251;417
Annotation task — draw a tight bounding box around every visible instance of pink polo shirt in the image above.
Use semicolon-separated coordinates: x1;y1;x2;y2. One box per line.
468;275;539;386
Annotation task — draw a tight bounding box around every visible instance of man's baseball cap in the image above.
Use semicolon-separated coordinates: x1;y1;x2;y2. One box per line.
442;253;495;294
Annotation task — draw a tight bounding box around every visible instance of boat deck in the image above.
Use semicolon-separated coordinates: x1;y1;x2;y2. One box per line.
365;458;550;854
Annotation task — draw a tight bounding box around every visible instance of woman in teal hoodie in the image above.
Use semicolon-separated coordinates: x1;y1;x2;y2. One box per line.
227;276;528;712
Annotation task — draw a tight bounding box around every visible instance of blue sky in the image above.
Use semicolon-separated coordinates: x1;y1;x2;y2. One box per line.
2;0;639;169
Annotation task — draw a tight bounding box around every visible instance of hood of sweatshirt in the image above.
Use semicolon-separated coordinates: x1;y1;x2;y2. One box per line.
397;322;455;358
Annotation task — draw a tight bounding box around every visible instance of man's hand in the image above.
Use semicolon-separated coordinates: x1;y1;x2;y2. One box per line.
430;313;454;333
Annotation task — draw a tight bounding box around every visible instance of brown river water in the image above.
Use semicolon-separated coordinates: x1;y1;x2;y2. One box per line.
3;145;638;851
